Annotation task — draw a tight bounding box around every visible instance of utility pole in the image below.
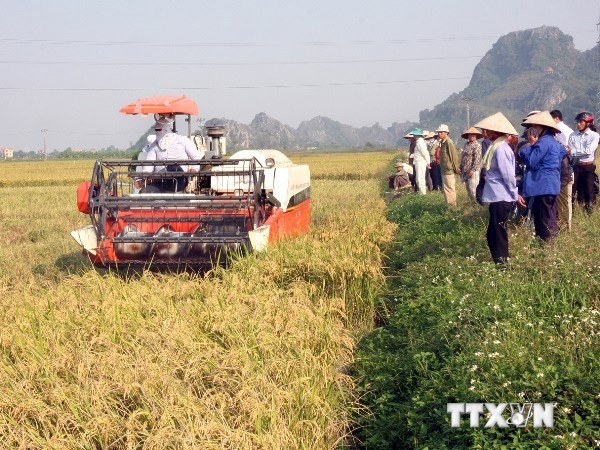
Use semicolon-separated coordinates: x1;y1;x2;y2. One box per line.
41;128;48;159
462;96;473;128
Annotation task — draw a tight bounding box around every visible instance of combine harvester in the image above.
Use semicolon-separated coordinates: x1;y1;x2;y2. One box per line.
71;95;311;268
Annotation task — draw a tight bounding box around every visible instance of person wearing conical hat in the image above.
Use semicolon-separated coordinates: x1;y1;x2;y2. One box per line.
460;127;483;202
473;112;518;265
519;111;567;241
435;124;460;206
409;128;430;195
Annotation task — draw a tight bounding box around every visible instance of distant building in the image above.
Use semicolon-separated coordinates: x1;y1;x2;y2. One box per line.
2;148;13;159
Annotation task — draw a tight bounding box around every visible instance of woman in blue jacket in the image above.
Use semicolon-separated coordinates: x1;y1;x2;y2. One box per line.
519;111;566;241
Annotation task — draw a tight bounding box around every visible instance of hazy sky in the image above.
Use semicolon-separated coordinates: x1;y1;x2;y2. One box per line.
0;0;598;151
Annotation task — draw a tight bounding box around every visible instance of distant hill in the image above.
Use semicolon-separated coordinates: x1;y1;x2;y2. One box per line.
419;26;599;141
202;113;414;151
130;26;598;151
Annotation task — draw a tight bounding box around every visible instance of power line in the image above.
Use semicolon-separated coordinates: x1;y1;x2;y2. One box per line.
0;31;594;48
0;76;472;92
0;130;137;136
0;55;483;66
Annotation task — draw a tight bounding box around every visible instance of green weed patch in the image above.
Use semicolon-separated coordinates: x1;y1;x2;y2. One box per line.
354;194;600;449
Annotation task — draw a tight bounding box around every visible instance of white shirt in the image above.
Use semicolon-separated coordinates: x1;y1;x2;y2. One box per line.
568;128;600;164
412;137;430;164
554;121;574;147
143;133;204;172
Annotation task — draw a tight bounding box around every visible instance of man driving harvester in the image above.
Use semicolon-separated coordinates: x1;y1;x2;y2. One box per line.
138;114;204;193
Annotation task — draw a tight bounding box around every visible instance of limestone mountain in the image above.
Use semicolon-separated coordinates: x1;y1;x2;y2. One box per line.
203;114;414;150
419;26;599;141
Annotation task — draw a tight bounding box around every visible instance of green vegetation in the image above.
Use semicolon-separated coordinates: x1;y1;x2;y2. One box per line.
354;193;600;449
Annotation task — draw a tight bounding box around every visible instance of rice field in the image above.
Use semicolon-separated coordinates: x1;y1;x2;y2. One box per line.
0;151;396;449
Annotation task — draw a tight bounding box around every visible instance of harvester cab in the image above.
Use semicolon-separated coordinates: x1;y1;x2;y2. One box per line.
71;95;311;268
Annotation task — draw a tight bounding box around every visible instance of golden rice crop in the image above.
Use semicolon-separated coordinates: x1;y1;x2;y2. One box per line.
291;150;395;181
0;152;395;449
0;160;92;187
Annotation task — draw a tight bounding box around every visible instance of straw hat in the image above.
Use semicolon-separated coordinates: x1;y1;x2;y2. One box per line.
435;124;450;133
408;128;425;136
424;131;438;140
473;112;518;136
461;127;483;139
403;133;413;139
521;110;541;125
395;160;404;167
521;111;561;132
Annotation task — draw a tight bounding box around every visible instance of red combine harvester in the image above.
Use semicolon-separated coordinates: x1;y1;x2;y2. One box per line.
71;96;311;268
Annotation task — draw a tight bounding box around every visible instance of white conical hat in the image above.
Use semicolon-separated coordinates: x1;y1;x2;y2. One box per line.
474;112;518;135
522;111;561;132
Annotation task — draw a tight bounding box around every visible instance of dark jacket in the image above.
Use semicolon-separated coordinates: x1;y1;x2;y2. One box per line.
519;134;566;197
440;137;460;175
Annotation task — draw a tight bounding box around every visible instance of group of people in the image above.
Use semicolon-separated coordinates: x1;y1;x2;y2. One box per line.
392;124;465;206
394;109;600;265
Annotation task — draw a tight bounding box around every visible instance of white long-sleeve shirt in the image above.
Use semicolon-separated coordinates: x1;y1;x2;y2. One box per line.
143;133;204;172
568;128;600;164
412;137;430;164
554;121;574;147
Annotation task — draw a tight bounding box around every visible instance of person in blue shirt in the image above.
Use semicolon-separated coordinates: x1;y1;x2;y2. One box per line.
519;111;566;241
474;112;518;265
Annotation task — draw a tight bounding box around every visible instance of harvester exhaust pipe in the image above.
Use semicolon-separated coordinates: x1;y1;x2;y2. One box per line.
206;125;226;157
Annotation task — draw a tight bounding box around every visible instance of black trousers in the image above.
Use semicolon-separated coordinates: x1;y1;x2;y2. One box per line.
487;201;513;264
573;164;596;213
430;163;443;190
531;195;558;241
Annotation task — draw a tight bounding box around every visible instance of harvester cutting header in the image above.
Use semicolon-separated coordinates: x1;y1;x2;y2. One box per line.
71;95;311;268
